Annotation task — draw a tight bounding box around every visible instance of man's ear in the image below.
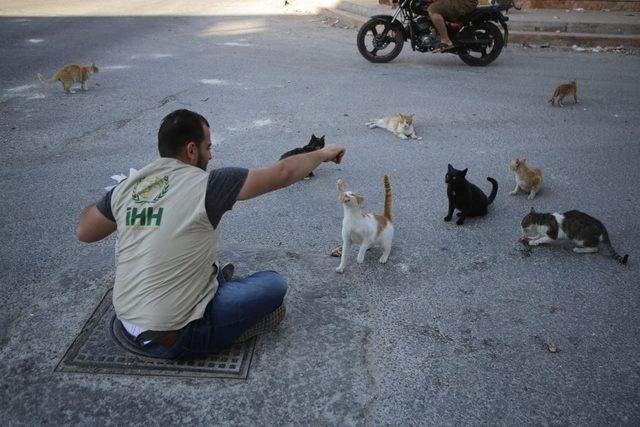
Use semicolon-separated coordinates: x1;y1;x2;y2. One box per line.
184;141;199;164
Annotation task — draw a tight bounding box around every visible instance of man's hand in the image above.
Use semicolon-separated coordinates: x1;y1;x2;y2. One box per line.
320;144;345;164
237;144;346;201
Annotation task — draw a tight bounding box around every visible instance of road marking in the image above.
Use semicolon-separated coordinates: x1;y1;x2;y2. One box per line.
130;53;172;59
200;79;229;85
6;84;37;92
216;42;253;47
253;119;272;127
100;65;132;70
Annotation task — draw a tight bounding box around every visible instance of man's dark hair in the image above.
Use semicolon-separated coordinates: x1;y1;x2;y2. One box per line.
158;109;210;157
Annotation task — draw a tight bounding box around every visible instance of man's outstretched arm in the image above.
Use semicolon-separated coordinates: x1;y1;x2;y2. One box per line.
237;144;345;201
76;204;116;243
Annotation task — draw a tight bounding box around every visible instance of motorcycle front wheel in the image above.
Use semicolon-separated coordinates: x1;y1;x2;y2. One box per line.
456;22;504;66
357;18;404;63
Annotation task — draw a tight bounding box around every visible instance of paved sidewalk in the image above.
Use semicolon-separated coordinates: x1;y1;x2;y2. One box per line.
296;0;640;46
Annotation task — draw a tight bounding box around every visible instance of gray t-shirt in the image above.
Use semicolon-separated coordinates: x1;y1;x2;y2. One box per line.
97;167;248;228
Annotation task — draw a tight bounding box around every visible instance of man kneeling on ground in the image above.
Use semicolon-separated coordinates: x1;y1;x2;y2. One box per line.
76;109;345;359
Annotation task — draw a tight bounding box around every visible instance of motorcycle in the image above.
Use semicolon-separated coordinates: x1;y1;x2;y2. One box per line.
356;0;518;66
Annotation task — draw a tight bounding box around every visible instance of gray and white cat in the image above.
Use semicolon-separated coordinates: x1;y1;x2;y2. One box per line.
521;208;628;265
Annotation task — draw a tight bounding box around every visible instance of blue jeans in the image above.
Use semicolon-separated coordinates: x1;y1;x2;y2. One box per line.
142;269;287;359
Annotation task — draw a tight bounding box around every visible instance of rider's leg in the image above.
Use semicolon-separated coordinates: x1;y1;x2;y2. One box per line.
428;11;453;46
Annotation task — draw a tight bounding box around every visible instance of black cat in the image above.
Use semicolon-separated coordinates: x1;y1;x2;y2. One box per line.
444;164;498;225
280;134;325;177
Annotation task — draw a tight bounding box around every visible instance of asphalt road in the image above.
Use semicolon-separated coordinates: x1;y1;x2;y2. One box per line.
1;1;639;425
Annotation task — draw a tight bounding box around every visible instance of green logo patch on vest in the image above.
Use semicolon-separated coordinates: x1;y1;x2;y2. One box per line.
126;175;169;228
132;175;169;204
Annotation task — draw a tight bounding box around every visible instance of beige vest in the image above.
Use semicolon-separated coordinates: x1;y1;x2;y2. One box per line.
111;158;220;331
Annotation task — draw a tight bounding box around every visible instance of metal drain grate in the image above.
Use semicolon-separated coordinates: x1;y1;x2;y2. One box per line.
56;289;256;379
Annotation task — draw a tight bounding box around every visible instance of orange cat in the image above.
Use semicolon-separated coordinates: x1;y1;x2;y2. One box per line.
38;63;99;93
509;156;543;200
548;80;578;107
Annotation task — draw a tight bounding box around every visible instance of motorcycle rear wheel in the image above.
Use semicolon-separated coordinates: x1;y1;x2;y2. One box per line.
457;22;504;66
357;18;404;63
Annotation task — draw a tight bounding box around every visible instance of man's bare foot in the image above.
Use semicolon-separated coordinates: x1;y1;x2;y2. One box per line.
434;41;454;52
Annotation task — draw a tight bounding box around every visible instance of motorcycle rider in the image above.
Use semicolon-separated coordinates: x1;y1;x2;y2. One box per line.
425;0;478;51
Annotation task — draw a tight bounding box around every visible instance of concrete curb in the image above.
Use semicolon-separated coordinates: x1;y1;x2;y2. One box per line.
509;30;640;46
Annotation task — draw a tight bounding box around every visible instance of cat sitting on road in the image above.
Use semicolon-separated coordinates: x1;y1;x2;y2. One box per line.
335;175;394;273
520;208;628;265
366;114;422;140
548;80;578;107
509;156;543;200
38;63;99;93
280;134;325;178
444;164;498;226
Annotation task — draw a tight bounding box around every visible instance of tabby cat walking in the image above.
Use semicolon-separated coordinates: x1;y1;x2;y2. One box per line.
548;80;578;107
38;63;99;93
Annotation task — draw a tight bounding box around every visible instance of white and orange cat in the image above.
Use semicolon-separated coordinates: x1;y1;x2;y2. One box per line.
366;114;422;140
335;175;394;273
38;63;99;93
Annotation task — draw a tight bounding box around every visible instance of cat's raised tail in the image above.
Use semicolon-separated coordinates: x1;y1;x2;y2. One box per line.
383;174;392;221
37;72;57;84
486;177;498;205
602;230;629;265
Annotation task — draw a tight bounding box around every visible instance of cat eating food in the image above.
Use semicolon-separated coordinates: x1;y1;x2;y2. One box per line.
521;208;628;265
366;114;422;140
509;157;543;200
548;80;578;107
280;134;325;178
444;164;498;226
335;175;394;273
38;63;99;93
